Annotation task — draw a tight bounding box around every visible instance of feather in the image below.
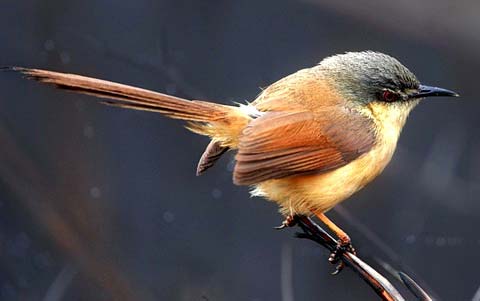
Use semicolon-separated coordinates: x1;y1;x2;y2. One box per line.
233;110;375;185
5;67;251;147
196;140;229;175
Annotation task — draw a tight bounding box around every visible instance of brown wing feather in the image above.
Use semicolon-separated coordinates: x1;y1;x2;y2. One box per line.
233;110;375;185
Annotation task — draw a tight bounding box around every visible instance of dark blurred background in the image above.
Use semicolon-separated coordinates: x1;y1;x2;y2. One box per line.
0;1;478;300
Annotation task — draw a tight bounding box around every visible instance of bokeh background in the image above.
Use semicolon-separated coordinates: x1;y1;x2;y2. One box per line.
0;1;478;300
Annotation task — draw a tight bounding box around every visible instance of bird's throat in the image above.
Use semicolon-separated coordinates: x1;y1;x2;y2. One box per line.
365;100;419;145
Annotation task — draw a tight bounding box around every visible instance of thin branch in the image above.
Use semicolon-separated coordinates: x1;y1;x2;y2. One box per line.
398;272;432;301
280;243;295;301
294;216;433;301
377;259;434;301
334;205;440;299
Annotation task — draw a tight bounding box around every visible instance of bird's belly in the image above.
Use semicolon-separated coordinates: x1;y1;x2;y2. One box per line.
252;139;397;215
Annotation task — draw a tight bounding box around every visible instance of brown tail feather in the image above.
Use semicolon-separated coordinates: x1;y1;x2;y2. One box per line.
7;67;250;147
196;140;229;175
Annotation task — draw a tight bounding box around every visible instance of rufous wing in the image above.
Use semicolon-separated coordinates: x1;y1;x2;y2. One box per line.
233;109;376;185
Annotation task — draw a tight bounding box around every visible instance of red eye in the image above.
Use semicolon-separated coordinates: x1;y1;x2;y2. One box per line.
382;91;398;102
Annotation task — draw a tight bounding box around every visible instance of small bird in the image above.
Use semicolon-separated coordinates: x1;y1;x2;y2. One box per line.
4;51;458;269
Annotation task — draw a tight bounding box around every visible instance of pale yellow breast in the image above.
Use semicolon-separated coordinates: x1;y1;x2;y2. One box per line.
252;100;419;215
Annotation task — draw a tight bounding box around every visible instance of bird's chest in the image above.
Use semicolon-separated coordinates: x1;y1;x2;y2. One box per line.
297;102;412;211
254;102;411;215
298;135;398;212
253;136;399;215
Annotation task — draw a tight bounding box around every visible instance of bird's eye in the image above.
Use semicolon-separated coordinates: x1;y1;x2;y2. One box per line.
381;90;398;102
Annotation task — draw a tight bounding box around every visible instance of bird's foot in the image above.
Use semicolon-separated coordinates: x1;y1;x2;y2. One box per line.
328;238;356;275
275;214;298;230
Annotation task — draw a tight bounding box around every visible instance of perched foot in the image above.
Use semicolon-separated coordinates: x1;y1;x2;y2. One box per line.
312;211;357;274
275;214;298;230
329;238;356;275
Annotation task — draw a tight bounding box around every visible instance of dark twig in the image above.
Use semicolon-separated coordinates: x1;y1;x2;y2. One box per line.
295;216;437;300
334;205;440;299
398;272;433;301
377;259;434;301
295;216;406;301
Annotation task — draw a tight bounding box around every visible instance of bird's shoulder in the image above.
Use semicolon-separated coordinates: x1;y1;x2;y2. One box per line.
251;67;342;112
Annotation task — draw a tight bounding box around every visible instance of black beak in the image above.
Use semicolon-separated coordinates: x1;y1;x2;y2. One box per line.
411;85;459;98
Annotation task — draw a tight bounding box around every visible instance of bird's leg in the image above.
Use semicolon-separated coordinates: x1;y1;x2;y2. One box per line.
275;214;298;230
315;212;352;246
314;211;356;274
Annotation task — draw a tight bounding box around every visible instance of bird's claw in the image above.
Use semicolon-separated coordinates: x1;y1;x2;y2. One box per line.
275;215;297;230
328;239;356;275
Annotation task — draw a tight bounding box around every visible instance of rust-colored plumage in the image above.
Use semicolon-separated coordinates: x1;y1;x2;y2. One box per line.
9;67;250;149
234;110;375;185
196;140;229;175
5;51;458;251
3;64;390;216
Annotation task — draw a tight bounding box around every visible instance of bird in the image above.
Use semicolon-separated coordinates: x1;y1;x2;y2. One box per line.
4;51;458;270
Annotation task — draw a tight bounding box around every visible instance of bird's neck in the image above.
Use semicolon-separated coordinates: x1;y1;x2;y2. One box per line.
364;100;420;144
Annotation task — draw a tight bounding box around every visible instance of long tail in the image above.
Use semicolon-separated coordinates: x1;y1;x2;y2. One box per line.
5;67;250;147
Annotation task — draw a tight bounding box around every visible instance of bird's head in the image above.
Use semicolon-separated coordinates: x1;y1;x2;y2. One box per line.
318;51;458;109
